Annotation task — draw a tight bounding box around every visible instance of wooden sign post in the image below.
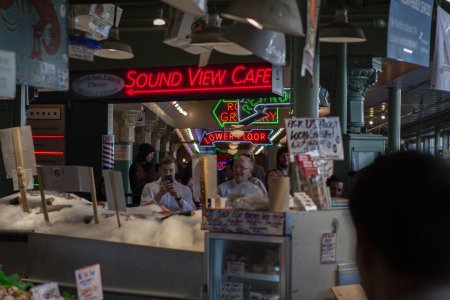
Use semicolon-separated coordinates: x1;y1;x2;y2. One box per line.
12;127;29;213
108;171;122;228
36;166;50;223
89;168;100;224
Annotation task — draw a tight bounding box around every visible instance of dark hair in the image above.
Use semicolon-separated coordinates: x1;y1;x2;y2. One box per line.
134;143;155;162
160;156;176;166
350;151;450;279
179;161;192;185
276;146;289;159
326;174;342;186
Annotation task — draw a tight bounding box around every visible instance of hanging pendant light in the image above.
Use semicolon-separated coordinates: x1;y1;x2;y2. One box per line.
162;0;207;17
95;5;134;59
231;129;245;138
319;9;366;43
225;22;286;66
221;0;304;36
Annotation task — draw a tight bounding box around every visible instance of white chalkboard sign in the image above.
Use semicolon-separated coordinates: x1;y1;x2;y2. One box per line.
202;209;292;236
221;282;243;300
284;117;344;160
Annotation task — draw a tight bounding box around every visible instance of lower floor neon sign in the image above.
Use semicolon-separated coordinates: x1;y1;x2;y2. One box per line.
200;129;273;147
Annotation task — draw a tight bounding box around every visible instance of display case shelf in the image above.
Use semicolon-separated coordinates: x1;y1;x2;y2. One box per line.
225;272;280;283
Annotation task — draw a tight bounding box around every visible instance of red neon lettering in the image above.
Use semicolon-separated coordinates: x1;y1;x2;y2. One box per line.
202;71;212;86
261;132;266;141
231;66;246;85
188;68;201;86
124;71;137;88
263;68;271;84
212;70;227;86
171;72;183;86
244;69;255;84
136;73;147;88
160;72;171;87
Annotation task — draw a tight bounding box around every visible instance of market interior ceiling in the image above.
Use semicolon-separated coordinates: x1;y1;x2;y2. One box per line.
67;0;450;138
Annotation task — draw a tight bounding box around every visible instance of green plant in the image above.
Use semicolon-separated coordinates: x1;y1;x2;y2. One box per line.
0;265;33;291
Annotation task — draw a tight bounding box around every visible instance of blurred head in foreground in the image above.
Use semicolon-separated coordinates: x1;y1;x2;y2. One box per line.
350;151;450;300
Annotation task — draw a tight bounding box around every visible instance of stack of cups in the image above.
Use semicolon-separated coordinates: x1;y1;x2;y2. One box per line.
268;177;290;212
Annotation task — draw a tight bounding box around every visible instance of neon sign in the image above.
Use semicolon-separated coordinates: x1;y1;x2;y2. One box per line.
212;99;279;128
123;62;272;98
217;153;232;170
200;129;273;147
239;90;291;125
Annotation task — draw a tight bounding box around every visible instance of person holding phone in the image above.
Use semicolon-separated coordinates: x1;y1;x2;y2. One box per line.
140;156;196;212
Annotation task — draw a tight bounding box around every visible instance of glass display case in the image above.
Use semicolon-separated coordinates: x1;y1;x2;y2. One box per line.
206;232;291;300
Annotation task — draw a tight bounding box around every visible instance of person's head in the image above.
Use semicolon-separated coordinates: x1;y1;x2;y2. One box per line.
276;147;289;169
350;152;450;299
135;143;155;163
326;175;343;197
233;155;253;184
159;156;177;181
237;145;255;162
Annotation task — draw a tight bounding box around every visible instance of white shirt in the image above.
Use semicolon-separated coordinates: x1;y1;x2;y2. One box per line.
140;179;196;212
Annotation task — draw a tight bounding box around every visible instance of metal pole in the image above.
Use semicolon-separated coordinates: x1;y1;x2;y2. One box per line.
331;43;348;134
435;127;441;156
387;87;401;152
20;85;28;126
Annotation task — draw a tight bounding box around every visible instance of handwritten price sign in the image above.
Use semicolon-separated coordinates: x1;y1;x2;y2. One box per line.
285;117;344;160
75;264;103;300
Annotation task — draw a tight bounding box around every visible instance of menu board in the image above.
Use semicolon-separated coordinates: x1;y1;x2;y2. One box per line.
202;209;292;236
285;117;344;160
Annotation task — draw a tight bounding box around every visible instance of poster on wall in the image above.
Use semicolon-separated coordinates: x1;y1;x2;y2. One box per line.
0;0;68;90
386;0;433;67
431;6;450;92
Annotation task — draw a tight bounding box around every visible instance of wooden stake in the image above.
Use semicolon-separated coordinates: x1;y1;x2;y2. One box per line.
108;171;122;228
12;127;29;213
88;167;100;224
36;166;50;223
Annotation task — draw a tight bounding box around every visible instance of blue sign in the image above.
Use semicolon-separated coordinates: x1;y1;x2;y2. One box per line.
387;0;433;67
0;0;68;90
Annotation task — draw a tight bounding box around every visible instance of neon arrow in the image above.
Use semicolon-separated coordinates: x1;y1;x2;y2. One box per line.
125;85;272;97
239;90;291;125
212;99;239;128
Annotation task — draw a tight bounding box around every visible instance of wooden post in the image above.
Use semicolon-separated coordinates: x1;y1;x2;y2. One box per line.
88;167;100;224
108;171;122;228
36;166;50;223
12;127;29;213
199;157;207;215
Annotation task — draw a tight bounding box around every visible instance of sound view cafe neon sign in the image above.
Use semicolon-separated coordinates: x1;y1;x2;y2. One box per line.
123;62;273;98
200;129;273;147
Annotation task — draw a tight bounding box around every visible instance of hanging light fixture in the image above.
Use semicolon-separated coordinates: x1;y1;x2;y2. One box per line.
221;0;304;36
228;148;238;155
162;0;207;17
231;129;245;138
225;22;286;66
153;8;166;26
229;144;238;150
95;5;134;59
320;9;366;43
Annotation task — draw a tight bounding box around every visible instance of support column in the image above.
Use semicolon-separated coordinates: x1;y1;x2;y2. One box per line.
435;127;441;156
292;0;318;118
347;68;376;133
116;110;142;197
331;43;348;134
388;87;401;152
170;142;181;159
143;119;159;144
416;134;422;152
151;127;166;163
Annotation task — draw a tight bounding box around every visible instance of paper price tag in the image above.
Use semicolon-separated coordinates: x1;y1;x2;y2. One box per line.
30;282;61;300
320;232;337;264
227;261;245;276
221;281;243;300
75;264;103;300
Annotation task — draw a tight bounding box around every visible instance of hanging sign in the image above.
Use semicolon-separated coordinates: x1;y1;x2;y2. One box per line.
387;0;433;67
238;90;291;125
285;117;344;160
0;0;68;90
71;62;277;101
212;99;279;128
199;129;273;147
217;152;232;170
